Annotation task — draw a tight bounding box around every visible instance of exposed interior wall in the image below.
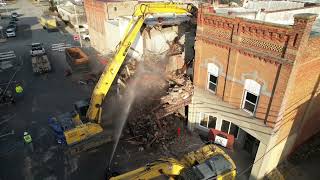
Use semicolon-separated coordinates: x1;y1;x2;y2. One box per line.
105;1;137;20
105;20;120;54
143;26;179;55
119;16;143;59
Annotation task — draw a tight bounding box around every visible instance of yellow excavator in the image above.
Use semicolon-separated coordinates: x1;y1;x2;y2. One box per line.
108;144;237;180
48;2;196;154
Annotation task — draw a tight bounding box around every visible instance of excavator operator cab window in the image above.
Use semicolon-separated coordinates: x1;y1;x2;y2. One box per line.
74;99;90;118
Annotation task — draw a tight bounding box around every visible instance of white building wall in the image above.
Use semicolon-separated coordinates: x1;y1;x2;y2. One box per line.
104;16;143;59
244;1;305;11
258;7;320;26
144;26;179;55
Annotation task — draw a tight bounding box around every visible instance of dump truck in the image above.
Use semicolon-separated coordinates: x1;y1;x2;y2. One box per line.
30;43;51;74
39;15;57;31
48;2;196;155
108;144;237;180
31;54;51;74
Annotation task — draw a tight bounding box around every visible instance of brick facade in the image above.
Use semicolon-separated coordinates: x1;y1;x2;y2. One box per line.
194;10;303;128
191;5;319;178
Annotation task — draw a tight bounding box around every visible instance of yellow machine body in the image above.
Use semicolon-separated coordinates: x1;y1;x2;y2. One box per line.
40;15;57;30
64;123;103;145
110;144;237;180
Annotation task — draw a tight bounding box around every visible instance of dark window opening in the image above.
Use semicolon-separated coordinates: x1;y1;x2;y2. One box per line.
229;123;239;138
243;91;258;114
208;73;218;92
208;116;217;128
221;120;230;133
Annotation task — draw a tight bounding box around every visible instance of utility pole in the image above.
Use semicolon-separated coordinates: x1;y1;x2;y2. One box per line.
73;4;82;47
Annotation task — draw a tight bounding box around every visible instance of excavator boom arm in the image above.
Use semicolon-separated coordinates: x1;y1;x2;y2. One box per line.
86;2;194;122
110;159;185;180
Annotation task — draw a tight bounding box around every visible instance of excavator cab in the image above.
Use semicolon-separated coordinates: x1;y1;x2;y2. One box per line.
178;154;236;180
73;99;90;122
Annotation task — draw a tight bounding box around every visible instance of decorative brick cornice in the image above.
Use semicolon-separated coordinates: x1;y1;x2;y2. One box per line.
197;33;294;65
197;12;317;65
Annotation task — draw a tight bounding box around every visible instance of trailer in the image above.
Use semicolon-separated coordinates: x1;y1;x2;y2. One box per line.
31;55;51;74
65;47;89;72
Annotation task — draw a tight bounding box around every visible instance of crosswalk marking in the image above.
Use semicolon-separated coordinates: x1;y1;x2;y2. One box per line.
51;43;72;52
0;51;16;61
0;51;15;70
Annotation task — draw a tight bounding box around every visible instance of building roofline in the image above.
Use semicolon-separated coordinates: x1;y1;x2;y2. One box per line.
197;33;294;65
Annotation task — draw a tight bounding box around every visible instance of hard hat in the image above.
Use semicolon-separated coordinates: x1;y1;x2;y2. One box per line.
24;132;28;136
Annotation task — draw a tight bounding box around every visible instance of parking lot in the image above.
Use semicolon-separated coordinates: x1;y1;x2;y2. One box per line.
0;1;111;180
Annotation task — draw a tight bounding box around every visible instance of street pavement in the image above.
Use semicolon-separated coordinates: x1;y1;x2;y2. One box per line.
0;1;111;180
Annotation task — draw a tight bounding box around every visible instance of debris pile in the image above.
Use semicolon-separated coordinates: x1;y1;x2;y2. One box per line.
153;73;193;119
118;58;194;151
124;113;185;151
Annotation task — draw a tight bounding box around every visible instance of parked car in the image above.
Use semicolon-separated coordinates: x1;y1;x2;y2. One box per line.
11;17;19;22
81;33;90;41
9;20;17;25
8;22;17;30
6;28;16;38
11;12;18;18
76;24;88;33
30;43;45;56
7;25;16;32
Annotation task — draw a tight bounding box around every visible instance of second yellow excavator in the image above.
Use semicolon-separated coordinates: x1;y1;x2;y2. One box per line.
108;144;237;180
48;2;196;154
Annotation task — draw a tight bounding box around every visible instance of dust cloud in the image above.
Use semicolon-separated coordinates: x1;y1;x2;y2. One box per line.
106;58;168;169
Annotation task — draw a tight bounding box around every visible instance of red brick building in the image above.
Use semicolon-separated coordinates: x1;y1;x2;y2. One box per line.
188;5;320;179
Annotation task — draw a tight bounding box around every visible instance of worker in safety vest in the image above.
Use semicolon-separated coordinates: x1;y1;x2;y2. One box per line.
23;132;34;152
15;84;24;101
15;84;23;94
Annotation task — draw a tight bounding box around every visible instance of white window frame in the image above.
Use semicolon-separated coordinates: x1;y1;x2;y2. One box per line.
220;120;239;139
198;113;217;129
242;90;259;115
242;79;261;115
207;63;219;93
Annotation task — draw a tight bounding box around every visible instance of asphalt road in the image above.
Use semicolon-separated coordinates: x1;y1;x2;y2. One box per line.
0;1;111;180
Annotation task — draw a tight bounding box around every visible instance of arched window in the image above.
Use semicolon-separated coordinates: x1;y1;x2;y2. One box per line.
242;79;261;114
207;63;219;93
